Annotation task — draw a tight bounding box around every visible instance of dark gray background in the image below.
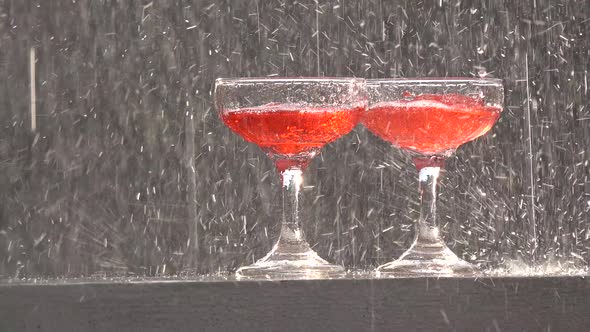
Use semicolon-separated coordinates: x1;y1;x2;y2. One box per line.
1;0;589;279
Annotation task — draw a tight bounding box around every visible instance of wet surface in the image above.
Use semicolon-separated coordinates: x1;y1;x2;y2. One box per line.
1;276;589;331
1;0;590;280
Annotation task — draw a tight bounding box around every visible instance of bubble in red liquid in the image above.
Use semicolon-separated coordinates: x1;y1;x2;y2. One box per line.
402;91;414;98
274;158;310;173
411;94;484;107
413;156;446;170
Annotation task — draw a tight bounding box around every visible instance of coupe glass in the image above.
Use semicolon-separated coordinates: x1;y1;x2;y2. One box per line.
215;77;366;279
363;78;504;276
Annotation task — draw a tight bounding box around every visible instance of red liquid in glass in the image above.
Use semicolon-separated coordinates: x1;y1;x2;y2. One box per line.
362;94;502;155
221;103;363;156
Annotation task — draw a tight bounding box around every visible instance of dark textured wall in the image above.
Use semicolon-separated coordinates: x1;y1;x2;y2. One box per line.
1;0;589;278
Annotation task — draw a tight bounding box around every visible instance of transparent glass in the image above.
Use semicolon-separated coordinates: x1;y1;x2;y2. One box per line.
215;77;366;279
363;78;504;276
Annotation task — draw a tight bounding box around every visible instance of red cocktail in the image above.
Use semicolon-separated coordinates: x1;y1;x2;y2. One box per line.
221;104;364;170
363;94;501;155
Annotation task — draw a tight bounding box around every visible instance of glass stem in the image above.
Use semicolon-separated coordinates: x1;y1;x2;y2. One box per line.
279;168;306;245
415;165;443;246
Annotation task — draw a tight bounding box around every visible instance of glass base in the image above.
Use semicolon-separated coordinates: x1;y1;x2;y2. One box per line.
236;240;345;280
376;242;476;277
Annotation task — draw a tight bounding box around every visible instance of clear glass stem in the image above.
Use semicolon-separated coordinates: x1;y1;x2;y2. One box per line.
415;166;443;246
277;168;307;249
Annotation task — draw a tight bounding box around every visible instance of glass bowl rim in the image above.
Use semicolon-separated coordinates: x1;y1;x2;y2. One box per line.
215;76;366;85
367;77;503;86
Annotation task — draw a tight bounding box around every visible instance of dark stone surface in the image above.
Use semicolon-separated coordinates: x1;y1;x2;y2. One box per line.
1;0;589;278
0;277;589;331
